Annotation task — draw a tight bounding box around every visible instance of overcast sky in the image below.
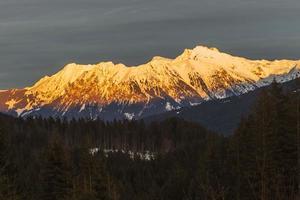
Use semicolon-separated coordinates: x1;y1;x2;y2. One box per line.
0;0;300;89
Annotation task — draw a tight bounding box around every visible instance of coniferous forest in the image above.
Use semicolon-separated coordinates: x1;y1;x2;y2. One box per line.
0;81;299;200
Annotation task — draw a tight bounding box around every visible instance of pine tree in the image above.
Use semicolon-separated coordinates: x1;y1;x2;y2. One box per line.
263;81;297;199
0;128;19;200
232;81;298;200
230;116;258;200
40;135;71;200
93;154;119;200
295;79;300;196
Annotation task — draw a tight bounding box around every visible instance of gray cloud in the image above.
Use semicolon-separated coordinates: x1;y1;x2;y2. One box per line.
0;0;299;88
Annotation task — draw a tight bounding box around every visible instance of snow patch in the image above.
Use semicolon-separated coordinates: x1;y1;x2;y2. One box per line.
103;149;155;161
90;148;100;155
293;89;300;93
16;108;26;116
79;104;86;112
165;102;175;111
21;108;41;117
5;99;18;109
124;112;135;120
90;148;155;161
189;102;201;106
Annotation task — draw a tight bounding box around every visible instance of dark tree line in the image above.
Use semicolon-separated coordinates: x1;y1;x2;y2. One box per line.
0;81;299;200
228;81;299;200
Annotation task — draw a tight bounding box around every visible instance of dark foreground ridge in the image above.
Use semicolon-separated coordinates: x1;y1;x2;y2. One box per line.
145;78;300;135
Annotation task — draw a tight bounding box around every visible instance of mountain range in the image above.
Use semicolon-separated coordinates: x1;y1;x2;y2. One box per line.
0;45;299;120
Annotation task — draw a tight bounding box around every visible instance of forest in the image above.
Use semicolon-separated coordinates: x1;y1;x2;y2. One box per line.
0;81;299;200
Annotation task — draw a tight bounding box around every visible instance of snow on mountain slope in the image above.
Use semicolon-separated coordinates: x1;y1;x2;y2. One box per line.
0;45;299;119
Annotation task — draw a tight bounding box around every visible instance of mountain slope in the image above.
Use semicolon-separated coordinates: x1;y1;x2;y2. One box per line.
0;45;299;119
144;78;300;135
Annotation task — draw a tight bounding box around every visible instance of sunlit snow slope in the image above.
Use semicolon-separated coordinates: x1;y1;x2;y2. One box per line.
0;45;299;120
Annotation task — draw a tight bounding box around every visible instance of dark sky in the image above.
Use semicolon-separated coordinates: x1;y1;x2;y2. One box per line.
1;0;300;89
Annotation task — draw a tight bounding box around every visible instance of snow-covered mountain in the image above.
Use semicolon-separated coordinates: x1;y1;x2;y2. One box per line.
0;45;299;120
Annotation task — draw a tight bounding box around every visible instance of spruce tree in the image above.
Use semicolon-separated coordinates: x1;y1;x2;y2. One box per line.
0;129;19;200
40;135;71;200
93;154;119;200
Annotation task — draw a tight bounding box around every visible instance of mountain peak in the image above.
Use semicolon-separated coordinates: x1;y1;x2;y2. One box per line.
190;45;230;59
193;45;221;52
176;45;224;61
150;56;170;62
